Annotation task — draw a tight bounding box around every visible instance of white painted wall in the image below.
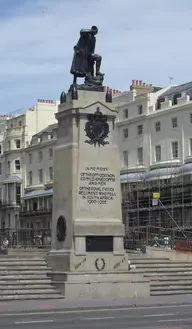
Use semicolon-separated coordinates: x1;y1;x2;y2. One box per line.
116;89;192;170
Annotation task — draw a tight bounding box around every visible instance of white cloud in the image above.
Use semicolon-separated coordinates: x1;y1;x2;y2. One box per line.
0;0;192;112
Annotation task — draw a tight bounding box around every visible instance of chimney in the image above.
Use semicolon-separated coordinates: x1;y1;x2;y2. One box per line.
130;79;154;94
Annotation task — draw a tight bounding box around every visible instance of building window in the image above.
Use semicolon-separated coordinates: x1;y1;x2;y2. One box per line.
19;121;22;126
8;214;11;228
49;148;53;158
29;153;32;164
137;124;143;135
38;150;43;161
0;163;2;175
137;147;143;165
28;171;33;186
172;141;179;159
15;214;18;229
7;161;10;174
124;108;128;118
172;117;178;128
15;139;21;149
123;128;128;139
15;159;20;172
8;141;11;150
155;145;161;162
39;169;43;184
190;113;192;124
189;138;192;155
155;121;161;132
49;167;53;181
157;97;165;110
16;184;21;204
0;145;1;154
11;124;13;129
122;151;128;167
173;93;181;105
39;198;43;209
138;104;143;115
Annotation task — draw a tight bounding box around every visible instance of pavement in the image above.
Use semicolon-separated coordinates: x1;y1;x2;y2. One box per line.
0;302;192;328
0;295;192;314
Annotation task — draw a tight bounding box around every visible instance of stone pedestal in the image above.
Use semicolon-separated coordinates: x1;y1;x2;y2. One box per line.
47;89;149;299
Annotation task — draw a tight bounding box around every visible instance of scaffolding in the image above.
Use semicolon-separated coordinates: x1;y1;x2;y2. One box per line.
121;162;192;243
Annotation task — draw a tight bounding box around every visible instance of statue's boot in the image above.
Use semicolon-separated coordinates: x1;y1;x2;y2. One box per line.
96;72;105;77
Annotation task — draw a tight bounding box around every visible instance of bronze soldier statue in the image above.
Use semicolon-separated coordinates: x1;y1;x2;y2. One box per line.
70;26;104;87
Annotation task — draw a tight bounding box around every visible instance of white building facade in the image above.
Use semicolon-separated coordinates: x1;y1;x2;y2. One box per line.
116;80;192;177
20;123;57;230
0;99;59;231
115;80;192;237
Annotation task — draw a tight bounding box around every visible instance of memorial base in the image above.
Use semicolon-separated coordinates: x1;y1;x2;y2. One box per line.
47;251;129;272
47;270;150;300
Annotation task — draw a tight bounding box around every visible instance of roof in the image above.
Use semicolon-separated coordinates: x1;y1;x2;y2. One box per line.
159;81;192;100
120;167;182;182
2;175;22;184
22;188;53;199
120;173;145;182
36;123;58;137
146;167;181;181
182;163;192;174
152;87;162;93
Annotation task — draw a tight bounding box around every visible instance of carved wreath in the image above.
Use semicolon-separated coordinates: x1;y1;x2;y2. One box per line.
95;257;105;271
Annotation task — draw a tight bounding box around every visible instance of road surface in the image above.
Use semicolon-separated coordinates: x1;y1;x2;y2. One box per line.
0;303;191;328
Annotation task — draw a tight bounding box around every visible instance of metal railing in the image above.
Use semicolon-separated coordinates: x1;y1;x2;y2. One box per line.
0;229;51;249
124;225;192;251
20;208;52;217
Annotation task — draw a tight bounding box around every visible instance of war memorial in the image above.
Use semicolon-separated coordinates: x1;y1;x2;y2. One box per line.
47;26;149;299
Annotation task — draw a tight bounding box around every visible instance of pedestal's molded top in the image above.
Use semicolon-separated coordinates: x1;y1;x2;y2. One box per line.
58;90;115;113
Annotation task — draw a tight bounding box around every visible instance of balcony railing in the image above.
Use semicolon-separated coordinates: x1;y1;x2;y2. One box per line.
5;126;23;137
20;208;52;217
0;202;21;209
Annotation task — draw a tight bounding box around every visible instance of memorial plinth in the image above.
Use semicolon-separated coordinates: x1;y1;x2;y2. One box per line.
47;90;150;299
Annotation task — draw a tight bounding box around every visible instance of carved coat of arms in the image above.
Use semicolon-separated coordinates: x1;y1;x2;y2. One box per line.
84;107;109;146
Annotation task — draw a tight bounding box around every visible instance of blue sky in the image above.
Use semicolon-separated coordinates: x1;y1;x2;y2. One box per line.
0;0;192;113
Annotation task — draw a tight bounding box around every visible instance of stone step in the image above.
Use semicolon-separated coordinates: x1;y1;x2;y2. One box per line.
135;264;192;268
0;294;64;301
0;266;48;271
135;268;192;274
133;261;192;265
149;275;192;281
0;284;54;290
130;259;172;264
151;289;192;296
0;289;57;295
0;270;49;275
0;274;48;280
0;257;46;261
0;261;47;266
151;280;192;286
128;256;170;261
0;279;52;285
